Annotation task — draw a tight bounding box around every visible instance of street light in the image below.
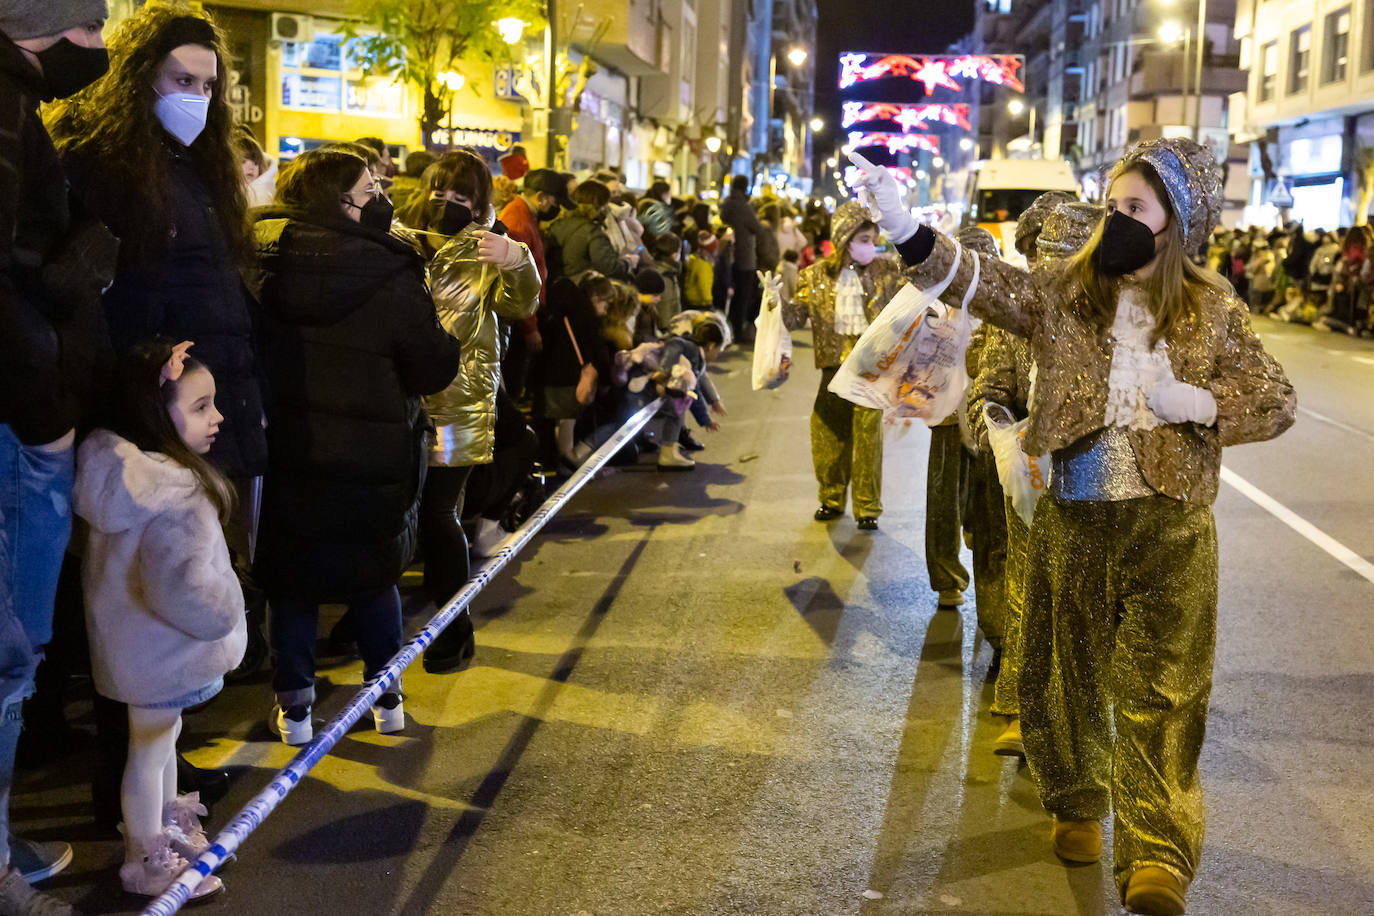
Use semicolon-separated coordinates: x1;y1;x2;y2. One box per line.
809;116;824;132
959;137;974;151
1158;21;1185;44
787;46;808;67
437;70;465;92
704;135;721;153
1008;98;1025;116
496;18;526;44
932;156;944;168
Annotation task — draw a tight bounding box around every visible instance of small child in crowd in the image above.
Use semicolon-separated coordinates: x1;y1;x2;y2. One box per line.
73;340;246;902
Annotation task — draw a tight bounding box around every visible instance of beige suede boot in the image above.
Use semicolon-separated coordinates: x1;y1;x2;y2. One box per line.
1050;816;1102;863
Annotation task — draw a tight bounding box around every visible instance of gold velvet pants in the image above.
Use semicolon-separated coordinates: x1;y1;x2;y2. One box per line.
991;494;1030;717
1019;494;1218;893
968;450;1008;649
925;424;971;593
812;368;884;518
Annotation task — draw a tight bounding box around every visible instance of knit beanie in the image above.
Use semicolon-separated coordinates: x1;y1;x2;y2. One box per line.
955;226;1000;258
1115;137;1222;249
1014;190;1079;256
0;0;108;41
633;268;666;296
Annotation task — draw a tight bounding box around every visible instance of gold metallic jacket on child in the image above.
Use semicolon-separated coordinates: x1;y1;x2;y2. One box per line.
782;255;904;369
903;232;1297;503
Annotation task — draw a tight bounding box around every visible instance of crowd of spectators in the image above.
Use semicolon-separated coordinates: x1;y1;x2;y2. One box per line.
1208;221;1374;334
0;3;846;909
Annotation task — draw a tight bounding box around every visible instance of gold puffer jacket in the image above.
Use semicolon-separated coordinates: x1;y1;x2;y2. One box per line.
903;231;1296;503
412;224;540;466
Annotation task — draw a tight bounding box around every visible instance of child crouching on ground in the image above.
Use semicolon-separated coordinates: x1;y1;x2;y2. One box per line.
652;316;727;471
73;340;245;902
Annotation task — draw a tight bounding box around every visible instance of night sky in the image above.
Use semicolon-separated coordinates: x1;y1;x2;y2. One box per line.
812;0;977;169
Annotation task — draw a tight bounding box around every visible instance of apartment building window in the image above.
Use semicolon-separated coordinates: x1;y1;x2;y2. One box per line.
1289;25;1311;93
1259;40;1277;100
1323;7;1351;83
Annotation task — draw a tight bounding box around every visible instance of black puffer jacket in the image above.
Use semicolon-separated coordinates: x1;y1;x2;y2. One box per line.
63;143;267;478
0;37;116;446
250;208;461;601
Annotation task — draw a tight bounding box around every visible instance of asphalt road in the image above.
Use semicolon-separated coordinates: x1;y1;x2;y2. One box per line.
18;318;1374;915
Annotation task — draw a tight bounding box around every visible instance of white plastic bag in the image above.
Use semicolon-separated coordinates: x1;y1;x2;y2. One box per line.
752;271;792;390
828;244;978;425
985;404;1050;528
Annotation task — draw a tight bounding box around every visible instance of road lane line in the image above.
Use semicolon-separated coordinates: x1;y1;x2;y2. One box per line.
1221;466;1374;586
1353;355;1374;367
1297;406;1374;444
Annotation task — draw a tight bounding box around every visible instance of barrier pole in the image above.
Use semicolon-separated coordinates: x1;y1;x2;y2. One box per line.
143;398;665;915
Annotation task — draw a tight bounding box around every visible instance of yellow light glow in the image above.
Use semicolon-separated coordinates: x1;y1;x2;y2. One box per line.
1008;98;1025;115
787;47;808;67
496;18;526;44
809;116;824;132
704;135;722;152
438;70;465;92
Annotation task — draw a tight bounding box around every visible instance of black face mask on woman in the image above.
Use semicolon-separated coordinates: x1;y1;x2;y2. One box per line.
1094;210;1164;275
343;194;395;232
426;198;474;236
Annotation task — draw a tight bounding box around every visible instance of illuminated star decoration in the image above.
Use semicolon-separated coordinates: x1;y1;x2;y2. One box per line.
847;131;941;156
838;53;1025;93
841;102;972;131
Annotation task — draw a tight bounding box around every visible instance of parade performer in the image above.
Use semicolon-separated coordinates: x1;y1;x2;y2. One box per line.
852;139;1296;915
74;341;244;901
780;200;903;530
966;194;1091;759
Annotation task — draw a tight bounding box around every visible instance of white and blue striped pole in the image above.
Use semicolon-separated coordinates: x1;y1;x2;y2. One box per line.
143;398;664;915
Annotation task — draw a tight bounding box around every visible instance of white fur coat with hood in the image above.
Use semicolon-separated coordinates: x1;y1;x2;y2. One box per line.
73;429;246;707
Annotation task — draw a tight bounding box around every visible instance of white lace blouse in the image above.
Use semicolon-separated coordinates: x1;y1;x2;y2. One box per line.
1103;286;1175;430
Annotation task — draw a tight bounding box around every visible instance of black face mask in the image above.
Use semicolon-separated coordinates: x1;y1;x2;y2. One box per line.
344;194;395;232
426;199;473;236
1094;210;1163;276
536;202;561;221
36;39;110;100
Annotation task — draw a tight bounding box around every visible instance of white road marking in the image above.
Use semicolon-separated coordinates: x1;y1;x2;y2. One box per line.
1221;466;1374;585
1297;406;1374;444
1353;355;1374;367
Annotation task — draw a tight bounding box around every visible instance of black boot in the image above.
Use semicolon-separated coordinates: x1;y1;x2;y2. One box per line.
421;613;476;675
177;754;230;808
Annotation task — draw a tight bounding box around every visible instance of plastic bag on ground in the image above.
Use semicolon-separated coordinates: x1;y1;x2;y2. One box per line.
752;270;793;390
827;243;978;425
985;404;1050;528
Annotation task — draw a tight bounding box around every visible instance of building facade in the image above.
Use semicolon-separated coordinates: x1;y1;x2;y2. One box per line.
1232;0;1374;227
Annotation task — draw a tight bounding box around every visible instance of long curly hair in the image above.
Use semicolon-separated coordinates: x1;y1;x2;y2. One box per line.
46;5;248;266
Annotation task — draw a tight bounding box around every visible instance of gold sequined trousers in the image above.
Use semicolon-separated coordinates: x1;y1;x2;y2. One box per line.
1019;494;1217;893
925;424;971;593
991;494;1030;717
969;450;1008;647
812;368;884;518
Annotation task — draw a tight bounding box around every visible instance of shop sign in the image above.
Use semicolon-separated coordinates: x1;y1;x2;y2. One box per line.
494;66;522;101
432;126;521;152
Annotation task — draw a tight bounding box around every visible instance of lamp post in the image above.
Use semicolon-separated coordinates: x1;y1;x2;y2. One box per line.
1193;0;1208;141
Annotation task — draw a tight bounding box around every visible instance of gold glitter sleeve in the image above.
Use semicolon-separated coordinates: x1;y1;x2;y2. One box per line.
782;264;816;331
1211;296;1297;446
899;230;1041;338
968;325;1032;447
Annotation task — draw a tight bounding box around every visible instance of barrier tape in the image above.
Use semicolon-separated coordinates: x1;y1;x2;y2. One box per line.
144;397;665;914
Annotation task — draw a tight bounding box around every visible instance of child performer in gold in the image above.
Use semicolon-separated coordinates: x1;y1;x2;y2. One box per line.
854;139;1296;915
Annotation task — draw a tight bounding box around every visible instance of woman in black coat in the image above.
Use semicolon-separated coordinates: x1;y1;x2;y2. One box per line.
250;147;460;744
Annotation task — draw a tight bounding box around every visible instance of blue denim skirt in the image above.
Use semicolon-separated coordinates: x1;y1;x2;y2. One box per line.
136;677;224;710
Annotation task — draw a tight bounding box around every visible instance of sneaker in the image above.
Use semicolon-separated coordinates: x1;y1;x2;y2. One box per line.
7;836;72;884
269;704;312;746
656;443;696;471
678;430;705;452
856;516;879;531
0;866;75;915
470;518;507;558
993;717;1025;758
813;505;843;521
120;835;222;901
372;693;405;734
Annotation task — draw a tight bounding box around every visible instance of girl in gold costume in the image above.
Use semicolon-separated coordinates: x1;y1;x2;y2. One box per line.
853;139;1296;915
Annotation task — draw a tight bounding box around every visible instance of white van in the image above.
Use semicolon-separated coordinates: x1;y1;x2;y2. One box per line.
965;158;1080;265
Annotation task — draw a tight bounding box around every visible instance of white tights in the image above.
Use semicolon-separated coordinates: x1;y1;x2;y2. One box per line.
122;706;182;844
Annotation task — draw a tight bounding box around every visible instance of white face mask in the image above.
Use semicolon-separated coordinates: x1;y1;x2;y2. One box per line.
848;240;877;265
154;90;210;147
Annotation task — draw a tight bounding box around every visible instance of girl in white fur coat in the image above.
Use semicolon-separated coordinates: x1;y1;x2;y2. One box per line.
73;340;245;902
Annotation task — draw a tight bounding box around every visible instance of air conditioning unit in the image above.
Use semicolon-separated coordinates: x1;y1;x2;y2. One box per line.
271;13;314;44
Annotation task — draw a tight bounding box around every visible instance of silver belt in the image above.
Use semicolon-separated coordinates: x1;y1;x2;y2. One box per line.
1049;427;1155;501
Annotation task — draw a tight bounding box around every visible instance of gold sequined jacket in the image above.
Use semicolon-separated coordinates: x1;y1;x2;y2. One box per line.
405;224;540;467
781;254;904;369
966;323;1035;448
903;232;1296;503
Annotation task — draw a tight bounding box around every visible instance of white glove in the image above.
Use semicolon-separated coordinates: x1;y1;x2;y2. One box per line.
476;230;526;270
1146;380;1217;426
847;151;918;244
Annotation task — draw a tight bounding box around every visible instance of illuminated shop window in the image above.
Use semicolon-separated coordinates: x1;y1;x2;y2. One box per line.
280;32;406;115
